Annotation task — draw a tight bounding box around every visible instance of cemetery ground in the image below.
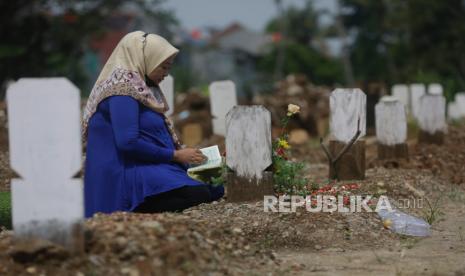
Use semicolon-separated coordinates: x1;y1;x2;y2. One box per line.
0;119;465;275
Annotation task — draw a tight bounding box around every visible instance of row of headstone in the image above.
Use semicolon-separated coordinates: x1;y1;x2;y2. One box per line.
391;83;449;144
391;83;443;118
329;86;448;177
391;83;465;121
4;77;457;249
376;87;448;160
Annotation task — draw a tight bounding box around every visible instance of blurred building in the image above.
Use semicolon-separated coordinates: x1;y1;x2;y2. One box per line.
176;22;272;98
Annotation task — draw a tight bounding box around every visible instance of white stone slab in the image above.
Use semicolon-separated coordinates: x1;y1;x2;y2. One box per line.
226;106;271;179
391;84;410;112
329;88;366;143
428;83;443;96
375;97;407;145
159;74;174;116
209;80;238;136
7;78;83;250
410;83;426;120
455;92;465;116
418;94;447;134
448;101;462;120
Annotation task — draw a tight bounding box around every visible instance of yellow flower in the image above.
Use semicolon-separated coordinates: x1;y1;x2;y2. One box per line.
278;138;290;149
383;219;392;229
287;104;300;116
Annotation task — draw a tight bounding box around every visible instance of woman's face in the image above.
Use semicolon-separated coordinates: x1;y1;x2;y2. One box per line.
148;56;175;84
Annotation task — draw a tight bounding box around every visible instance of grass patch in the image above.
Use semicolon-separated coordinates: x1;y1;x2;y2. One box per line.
422;196;444;225
0;191;12;230
407;118;419;140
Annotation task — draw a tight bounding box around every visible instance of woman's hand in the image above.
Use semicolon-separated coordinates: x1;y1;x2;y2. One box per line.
173;148;207;164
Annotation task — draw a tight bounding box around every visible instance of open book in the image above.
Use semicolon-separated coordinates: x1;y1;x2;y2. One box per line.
187;145;224;183
187;145;222;173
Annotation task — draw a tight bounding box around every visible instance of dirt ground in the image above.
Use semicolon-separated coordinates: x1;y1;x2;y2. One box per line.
0;121;465;275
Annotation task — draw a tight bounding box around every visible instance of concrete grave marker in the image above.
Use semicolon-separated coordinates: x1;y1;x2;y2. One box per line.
327;88;366;180
7;78;83;251
375;96;408;160
410;83;426;120
209;80;237;136
391;84;410;113
417;94;447;145
455;92;465;116
225;106;273;202
159;74;174;117
428;83;443;96
448;102;462;120
330;89;366;142
447;92;465;121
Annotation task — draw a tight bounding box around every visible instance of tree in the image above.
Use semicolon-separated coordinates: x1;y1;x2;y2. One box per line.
0;0;177;98
259;42;344;85
340;0;465;98
265;1;319;45
260;0;344;86
406;0;465;94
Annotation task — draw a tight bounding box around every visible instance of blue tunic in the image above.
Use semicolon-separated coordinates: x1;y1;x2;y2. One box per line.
84;95;222;218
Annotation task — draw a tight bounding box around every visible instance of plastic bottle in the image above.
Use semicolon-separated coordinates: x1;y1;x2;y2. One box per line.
378;208;431;237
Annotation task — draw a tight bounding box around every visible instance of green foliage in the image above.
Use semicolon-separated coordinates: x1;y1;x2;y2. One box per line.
261;0;344;86
209;162;229;187
340;0;465;96
265;1;319;45
0;0;177;98
0;192;12;230
422;196;444;225
272;155;307;196
259;42;344;85
271;107;308;196
171;65;196;93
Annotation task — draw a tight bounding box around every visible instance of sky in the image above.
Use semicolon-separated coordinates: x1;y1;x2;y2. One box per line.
161;0;338;32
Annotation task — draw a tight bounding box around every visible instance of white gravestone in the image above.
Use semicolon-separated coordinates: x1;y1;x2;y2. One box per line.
7;78;83;250
448;101;462;120
410;83;426;120
375;97;407;145
456;92;465;116
391;84;410;112
428;83;443;96
209;80;238;136
159;74;174;117
448;93;465;120
418;94;447;134
330;88;366;143
226;106;271;180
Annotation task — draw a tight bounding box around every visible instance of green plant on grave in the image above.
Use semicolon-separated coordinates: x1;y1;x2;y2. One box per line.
208;160;229;187
422;195;444;225
272;104;308;196
0;192;12;230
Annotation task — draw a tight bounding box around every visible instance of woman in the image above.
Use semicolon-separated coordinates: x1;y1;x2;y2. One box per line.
82;31;224;218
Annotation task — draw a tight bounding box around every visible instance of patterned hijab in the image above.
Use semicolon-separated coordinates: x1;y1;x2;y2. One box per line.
82;31;182;148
